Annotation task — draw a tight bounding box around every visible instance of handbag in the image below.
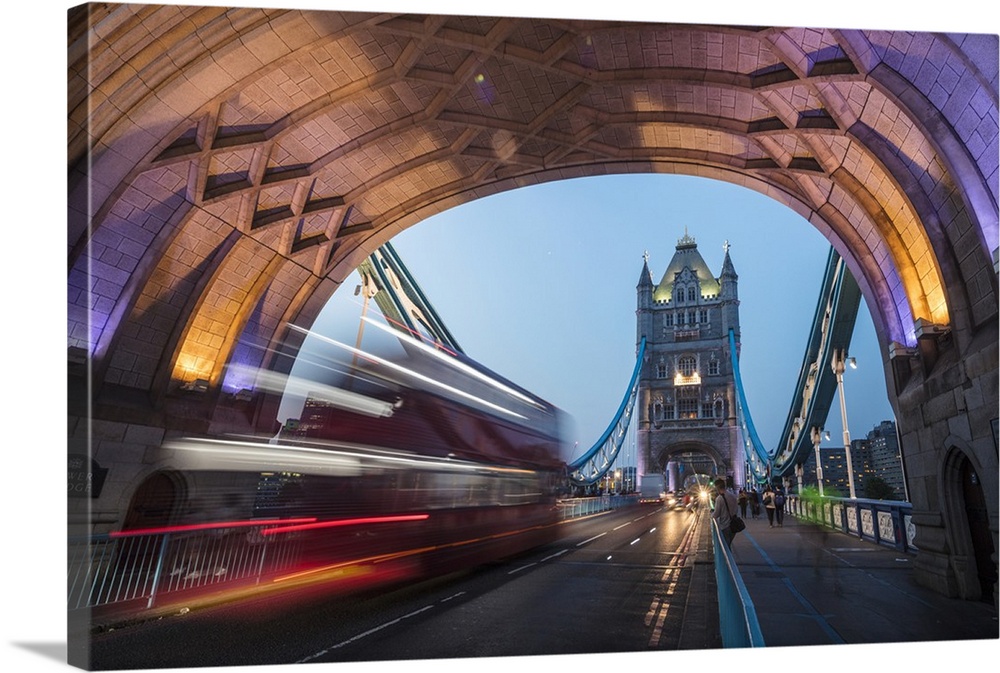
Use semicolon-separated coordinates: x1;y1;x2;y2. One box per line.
722;493;746;534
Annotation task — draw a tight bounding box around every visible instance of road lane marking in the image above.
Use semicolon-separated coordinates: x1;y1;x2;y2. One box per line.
508;562;537;575
613;522;631;530
540;549;568;562
644;597;660;626
576;532;607;547
300;604;437;661
648;568;681;647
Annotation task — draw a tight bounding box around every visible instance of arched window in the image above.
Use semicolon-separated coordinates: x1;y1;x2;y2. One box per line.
676;288;684;303
687;287;696;302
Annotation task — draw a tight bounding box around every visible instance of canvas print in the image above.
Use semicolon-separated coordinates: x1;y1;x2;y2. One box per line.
66;2;998;671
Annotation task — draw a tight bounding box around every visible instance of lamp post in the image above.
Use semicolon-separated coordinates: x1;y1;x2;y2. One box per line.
831;349;857;499
810;426;825;497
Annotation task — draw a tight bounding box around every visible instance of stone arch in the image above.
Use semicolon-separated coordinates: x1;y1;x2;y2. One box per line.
656;441;728;474
67;7;998;599
68;10;999;399
938;437;999;600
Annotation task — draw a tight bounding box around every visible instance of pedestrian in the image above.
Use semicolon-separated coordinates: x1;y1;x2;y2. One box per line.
737;488;748;518
763;486;776;527
711;478;739;547
774;488;786;527
750;488;760;518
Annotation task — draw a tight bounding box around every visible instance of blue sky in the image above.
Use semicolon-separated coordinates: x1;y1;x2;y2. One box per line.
297;173;896;465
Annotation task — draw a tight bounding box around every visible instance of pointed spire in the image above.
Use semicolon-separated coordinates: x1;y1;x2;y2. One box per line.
721;240;738;279
637;249;654;287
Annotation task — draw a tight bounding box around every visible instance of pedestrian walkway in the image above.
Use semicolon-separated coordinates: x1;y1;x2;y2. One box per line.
729;509;998;648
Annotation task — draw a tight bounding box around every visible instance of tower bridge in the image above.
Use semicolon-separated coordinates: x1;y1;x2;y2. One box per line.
635;232;742;497
66;5;998;657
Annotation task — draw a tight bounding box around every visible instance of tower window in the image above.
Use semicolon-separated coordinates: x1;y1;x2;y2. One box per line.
678;398;699;419
678;356;697;377
699;309;709;323
656;362;667;378
709;359;720;376
664;313;674;327
687;287;696;302
677;385;699;419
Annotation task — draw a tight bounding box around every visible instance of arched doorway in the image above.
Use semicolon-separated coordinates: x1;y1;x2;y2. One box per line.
960;457;997;603
122;471;184;531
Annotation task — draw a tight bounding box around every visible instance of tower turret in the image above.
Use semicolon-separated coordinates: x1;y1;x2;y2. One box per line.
637;251;654;345
719;240;740;335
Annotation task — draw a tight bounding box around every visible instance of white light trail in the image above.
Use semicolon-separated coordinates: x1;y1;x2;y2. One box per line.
286;324;527;419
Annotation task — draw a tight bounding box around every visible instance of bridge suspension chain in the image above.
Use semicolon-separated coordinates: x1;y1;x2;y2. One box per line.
567;338;646;485
729;328;772;484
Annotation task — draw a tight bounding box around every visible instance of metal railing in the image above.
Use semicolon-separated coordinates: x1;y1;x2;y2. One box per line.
711;518;766;648
68;523;304;613
71;496;639;615
786;494;916;553
557;494;640;519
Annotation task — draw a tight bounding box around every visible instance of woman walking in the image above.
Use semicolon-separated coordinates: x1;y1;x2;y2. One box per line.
763;486;776;527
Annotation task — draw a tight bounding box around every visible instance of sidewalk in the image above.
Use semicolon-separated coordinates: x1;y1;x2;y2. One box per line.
729;509;998;648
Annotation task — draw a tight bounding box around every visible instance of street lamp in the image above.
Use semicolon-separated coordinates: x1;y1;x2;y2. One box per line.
810;426;825;497
831;349;858;499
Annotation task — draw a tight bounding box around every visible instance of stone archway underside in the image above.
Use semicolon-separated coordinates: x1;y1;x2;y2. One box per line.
69;5;997;416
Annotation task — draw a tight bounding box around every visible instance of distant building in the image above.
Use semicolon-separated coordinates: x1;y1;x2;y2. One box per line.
858;420;906;499
800;419;904;500
817;446;851;496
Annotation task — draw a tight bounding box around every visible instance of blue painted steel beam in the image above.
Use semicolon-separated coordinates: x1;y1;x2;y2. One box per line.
567;338;646;485
730;328;771;484
770;249;861;476
729;247;861;481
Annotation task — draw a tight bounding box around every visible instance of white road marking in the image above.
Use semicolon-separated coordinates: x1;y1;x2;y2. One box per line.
508;562;537;575
299;604;436;661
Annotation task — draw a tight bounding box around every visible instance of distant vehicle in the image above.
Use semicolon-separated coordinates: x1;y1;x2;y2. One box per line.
664;490;686;509
683;485;711;511
638;474;667;504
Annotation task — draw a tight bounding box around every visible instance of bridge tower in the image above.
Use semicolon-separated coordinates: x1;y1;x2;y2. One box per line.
636;232;745;495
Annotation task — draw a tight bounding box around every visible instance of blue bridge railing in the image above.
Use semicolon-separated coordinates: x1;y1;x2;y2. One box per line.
558;494;640;519
787;494;916;553
711;517;766;648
